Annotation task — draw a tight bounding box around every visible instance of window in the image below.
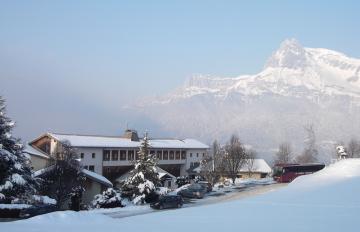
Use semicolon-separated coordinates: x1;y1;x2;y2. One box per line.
157;150;162;160
103;150;110;161
175;151;180;160
181;151;186;160
150;150;155;156
203;153;205;157
120;150;126;160
80;153;84;159
128;150;134;160
135;150;139;160
84;165;88;170
169;151;174;160
111;150;119;161
92;153;96;158
89;165;95;171
163;151;168;160
190;153;192;158
196;153;199;157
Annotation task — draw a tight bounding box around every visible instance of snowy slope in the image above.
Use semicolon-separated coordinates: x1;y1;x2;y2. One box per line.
2;159;360;232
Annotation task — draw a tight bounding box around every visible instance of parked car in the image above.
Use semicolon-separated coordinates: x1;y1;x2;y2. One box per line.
198;181;213;192
19;204;58;218
150;195;184;209
177;183;207;199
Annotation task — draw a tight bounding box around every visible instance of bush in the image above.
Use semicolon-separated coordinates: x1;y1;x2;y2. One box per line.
176;176;190;187
92;188;123;209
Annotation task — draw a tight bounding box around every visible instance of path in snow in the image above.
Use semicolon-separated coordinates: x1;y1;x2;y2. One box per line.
104;183;287;219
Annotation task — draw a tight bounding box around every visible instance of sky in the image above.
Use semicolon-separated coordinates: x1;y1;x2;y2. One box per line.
1;0;360;141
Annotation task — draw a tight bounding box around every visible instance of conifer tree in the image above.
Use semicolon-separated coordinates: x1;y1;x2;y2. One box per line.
122;132;160;204
0;96;39;203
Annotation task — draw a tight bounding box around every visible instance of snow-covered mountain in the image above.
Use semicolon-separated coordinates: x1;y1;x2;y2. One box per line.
130;39;360;162
153;39;360;103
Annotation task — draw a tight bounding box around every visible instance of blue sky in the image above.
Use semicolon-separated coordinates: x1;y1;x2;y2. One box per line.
1;0;360;139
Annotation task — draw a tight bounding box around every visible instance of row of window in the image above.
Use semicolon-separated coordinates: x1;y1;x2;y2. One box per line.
189;152;204;158
102;150;205;161
103;150;135;161
80;151;205;161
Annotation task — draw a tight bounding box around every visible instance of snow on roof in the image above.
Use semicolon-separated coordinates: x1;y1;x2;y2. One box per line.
24;144;49;159
239;159;272;173
116;166;175;183
156;166;176;179
33;165;55;177
33;165;112;187
82;169;113;187
193;166;201;173
46;133;209;149
150;139;209;149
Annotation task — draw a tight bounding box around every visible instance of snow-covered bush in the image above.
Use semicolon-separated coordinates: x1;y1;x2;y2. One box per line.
31;195;57;205
0;96;39;204
176;176;190;187
121;133;161;204
194;175;204;183
92;188;123;209
155;187;170;196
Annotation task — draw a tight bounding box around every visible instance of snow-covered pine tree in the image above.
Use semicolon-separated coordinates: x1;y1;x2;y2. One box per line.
122;132;160;204
0;96;39;203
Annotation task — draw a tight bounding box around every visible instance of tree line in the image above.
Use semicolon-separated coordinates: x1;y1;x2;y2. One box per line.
274;124;360;165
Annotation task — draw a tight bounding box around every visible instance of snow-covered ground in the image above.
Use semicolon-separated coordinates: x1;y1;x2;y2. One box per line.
102;182;283;219
2;159;360;232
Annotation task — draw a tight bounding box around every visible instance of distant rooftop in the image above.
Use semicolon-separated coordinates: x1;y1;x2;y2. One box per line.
42;132;209;149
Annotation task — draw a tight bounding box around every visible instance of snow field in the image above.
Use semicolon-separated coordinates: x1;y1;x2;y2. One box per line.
2;159;360;232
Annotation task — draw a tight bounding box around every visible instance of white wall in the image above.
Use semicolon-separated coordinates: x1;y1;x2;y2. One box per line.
185;149;208;169
179;149;209;176
76;147;103;175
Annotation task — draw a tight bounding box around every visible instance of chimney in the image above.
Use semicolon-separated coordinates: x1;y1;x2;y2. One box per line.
123;129;139;141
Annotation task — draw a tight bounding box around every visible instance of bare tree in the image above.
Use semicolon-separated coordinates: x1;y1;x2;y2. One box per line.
347;138;360;158
213;140;227;178
296;124;318;163
223;135;247;184
40;140;85;209
200;155;217;185
274;142;292;164
200;140;225;185
245;149;257;178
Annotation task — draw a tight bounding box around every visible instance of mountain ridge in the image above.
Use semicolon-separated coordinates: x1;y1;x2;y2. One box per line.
144;39;360;106
129;39;360;163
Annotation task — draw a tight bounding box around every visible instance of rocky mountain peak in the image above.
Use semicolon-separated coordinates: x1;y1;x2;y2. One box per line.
265;38;307;69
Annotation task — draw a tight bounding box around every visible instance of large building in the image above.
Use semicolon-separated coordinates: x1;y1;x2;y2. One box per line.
27;129;210;181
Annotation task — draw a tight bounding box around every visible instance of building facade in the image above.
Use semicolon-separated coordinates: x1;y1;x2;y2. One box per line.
28;130;210;181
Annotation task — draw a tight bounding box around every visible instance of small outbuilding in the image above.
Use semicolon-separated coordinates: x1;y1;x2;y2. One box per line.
33;166;112;208
238;159;272;179
115;166;177;190
24;144;50;171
